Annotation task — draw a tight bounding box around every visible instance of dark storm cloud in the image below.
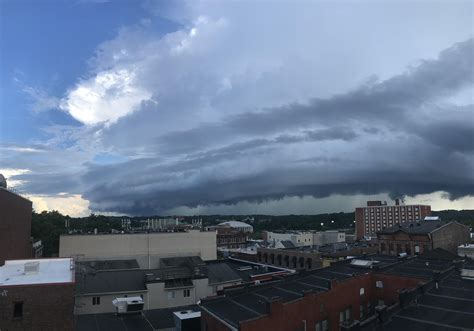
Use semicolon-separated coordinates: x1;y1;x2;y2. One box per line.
157;39;473;154
9;39;472;215
77;39;474;214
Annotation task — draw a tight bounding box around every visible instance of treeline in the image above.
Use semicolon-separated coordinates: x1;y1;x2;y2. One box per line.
31;209;474;257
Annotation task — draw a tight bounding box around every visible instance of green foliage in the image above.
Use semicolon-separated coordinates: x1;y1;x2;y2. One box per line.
31;210;69;257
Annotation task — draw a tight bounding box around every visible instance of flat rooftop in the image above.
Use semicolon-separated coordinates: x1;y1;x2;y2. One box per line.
76;305;200;331
0;258;74;286
200;257;397;328
383;263;474;331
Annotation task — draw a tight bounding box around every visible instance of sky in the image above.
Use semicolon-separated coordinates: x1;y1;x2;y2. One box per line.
0;0;473;217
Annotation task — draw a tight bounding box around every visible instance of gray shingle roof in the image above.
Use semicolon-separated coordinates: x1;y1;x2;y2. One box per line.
377;221;449;235
75;269;146;295
207;262;242;285
280;240;296;248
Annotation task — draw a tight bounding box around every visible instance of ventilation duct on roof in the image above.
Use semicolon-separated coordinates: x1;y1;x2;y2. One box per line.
112;297;144;314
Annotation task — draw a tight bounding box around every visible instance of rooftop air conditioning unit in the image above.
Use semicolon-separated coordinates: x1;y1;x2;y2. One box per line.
112;297;144;314
24;261;40;275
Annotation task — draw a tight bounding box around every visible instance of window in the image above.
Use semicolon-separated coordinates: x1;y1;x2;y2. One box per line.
183;289;191;297
315;320;328;331
13;302;23;318
168;291;176;299
92;296;101;305
340;307;352;323
360;304;365;319
360;288;365;296
320;303;325;313
376;280;383;288
345;307;352;321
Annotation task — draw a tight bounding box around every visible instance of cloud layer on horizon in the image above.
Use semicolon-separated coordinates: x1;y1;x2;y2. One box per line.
2;1;473;215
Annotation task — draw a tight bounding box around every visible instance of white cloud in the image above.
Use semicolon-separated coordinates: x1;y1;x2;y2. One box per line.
405;191;474;211
29;194;90;217
60;69;152;125
0;168;31;187
0;146;44;153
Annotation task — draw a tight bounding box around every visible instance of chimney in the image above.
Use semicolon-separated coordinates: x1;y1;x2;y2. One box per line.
395;199;400;206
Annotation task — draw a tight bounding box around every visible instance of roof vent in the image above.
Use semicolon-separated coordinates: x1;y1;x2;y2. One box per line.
145;273;154;282
24;261;40;275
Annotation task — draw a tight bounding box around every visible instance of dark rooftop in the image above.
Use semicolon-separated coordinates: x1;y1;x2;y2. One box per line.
75;269;147;295
383;261;474;331
200;256;403;328
206;262;242;285
159;256;205;268
75;255;210;295
377;220;450;235
76;305;200;331
76;259;140;272
222;258;289;282
280;240;296;248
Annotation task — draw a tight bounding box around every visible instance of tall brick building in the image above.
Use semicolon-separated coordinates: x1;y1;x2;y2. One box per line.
0;258;75;331
355;200;431;239
0;175;33;265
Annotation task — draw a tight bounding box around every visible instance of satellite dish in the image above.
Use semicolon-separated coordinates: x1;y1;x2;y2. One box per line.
0;174;6;188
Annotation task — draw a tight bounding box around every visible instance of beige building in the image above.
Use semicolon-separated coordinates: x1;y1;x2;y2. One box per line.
60;230;217;268
312;230;346;245
74;257;266;315
264;231;314;247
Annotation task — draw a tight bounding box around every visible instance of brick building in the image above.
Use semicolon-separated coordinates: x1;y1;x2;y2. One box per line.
355;200;431;239
0;258;75;331
257;247;323;271
200;254;454;331
216;227;248;249
377;220;470;256
0;177;33;265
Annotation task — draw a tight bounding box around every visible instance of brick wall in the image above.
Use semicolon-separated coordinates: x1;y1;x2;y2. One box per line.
257;248;322;270
0;283;75;331
201;272;423;331
431;222;470;253
0;189;32;265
